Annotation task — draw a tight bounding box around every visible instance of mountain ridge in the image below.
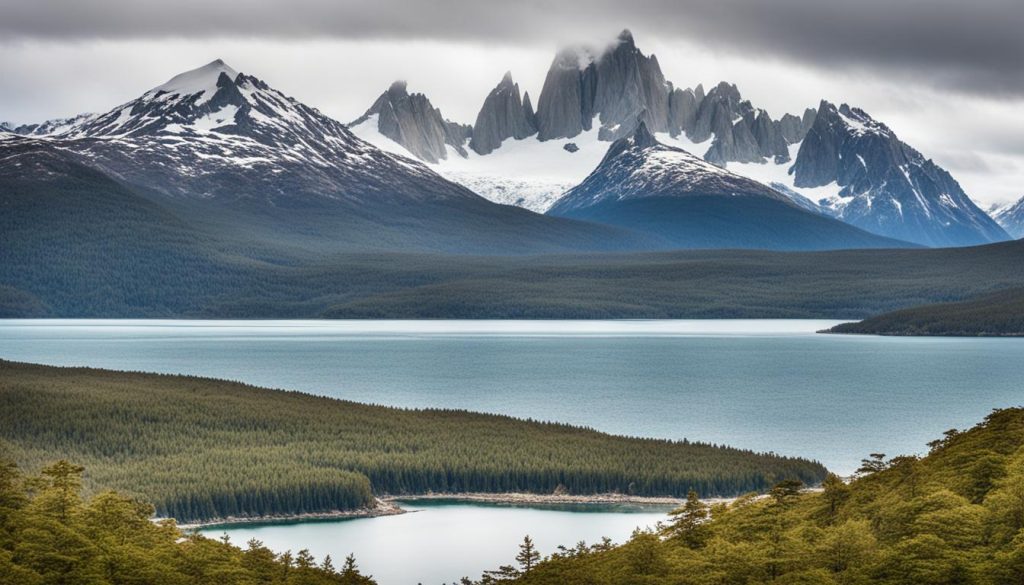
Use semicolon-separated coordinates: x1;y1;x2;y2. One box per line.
0;59;662;257
343;31;1004;248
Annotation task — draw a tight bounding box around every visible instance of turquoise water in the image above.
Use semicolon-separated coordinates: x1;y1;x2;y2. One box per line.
2;319;1023;474
198;500;673;585
5;318;1023;584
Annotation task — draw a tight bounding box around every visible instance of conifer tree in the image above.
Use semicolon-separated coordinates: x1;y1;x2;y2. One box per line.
665;489;710;548
515;536;540;573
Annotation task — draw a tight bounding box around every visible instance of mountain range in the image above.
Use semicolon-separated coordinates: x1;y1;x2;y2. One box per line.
2;33;1019;318
349;29;1009;248
1;52;911;261
1;59;652;259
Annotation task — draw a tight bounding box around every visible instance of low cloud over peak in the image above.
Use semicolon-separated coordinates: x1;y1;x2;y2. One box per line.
4;0;1024;97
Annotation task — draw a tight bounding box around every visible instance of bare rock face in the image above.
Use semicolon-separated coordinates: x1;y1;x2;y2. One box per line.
535;49;593;140
704;110;761;166
535;29;672;142
667;85;699;138
750;110;791;163
350;81;470;163
779;113;804;144
777;108;818;144
691;82;812;166
469;72;538;155
689;82;745;144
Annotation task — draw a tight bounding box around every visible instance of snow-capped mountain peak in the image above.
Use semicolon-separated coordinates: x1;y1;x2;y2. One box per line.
776;99;1010;247
550;122;790;214
150;59;240;105
0;60;495;207
547;122;910;250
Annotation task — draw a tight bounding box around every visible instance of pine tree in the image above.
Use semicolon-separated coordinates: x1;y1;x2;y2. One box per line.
515;535;540;573
821;474;849;520
857;453;888;475
339;553;374;585
665;489;710;548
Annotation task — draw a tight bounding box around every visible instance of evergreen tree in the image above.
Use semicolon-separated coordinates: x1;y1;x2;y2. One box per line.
515;536;540;573
665;489;710;548
857;453;888;475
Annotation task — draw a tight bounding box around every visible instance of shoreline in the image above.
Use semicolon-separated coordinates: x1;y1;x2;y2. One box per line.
385;492;698;507
173;492;700;529
174;498;406;530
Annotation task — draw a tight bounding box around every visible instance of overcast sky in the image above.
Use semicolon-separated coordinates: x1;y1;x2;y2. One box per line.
2;0;1022;206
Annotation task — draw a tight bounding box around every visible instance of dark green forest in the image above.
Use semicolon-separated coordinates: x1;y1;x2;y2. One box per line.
477;407;1024;585
828;287;1024;336
0;458;377;585
0;361;825;523
4;242;1024;320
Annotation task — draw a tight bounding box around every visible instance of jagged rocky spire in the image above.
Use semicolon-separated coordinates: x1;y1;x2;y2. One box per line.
535;29;672;142
469;71;538;155
350;81;470;163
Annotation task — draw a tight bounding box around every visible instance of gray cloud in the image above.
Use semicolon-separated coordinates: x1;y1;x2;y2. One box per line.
3;0;1023;97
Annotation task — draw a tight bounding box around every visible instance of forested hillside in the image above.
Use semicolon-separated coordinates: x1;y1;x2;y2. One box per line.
481;407;1024;584
0;458;376;584
828;287;1024;336
0;361;825;523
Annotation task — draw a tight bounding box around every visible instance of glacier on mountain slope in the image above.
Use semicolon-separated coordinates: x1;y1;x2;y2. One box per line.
350;116;606;212
353;110;842;215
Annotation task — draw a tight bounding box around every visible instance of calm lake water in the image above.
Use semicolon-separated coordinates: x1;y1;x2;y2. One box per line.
198;500;672;585
4;319;1023;584
2;319;1023;474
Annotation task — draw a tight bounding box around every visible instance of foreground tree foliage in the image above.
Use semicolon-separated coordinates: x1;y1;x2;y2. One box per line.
478;407;1024;585
0;361;825;523
0;458;376;585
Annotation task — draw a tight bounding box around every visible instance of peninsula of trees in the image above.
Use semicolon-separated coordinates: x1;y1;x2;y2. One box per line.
0;360;825;523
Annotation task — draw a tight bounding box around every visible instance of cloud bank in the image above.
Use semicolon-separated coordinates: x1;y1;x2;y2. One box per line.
4;0;1023;97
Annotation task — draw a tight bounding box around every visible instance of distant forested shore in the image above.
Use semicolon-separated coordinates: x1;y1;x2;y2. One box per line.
828;287;1024;337
3;238;1024;320
0;360;825;523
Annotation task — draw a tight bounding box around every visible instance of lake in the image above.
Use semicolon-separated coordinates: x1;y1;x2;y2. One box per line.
2;319;1022;474
198;500;673;585
4;318;1023;584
